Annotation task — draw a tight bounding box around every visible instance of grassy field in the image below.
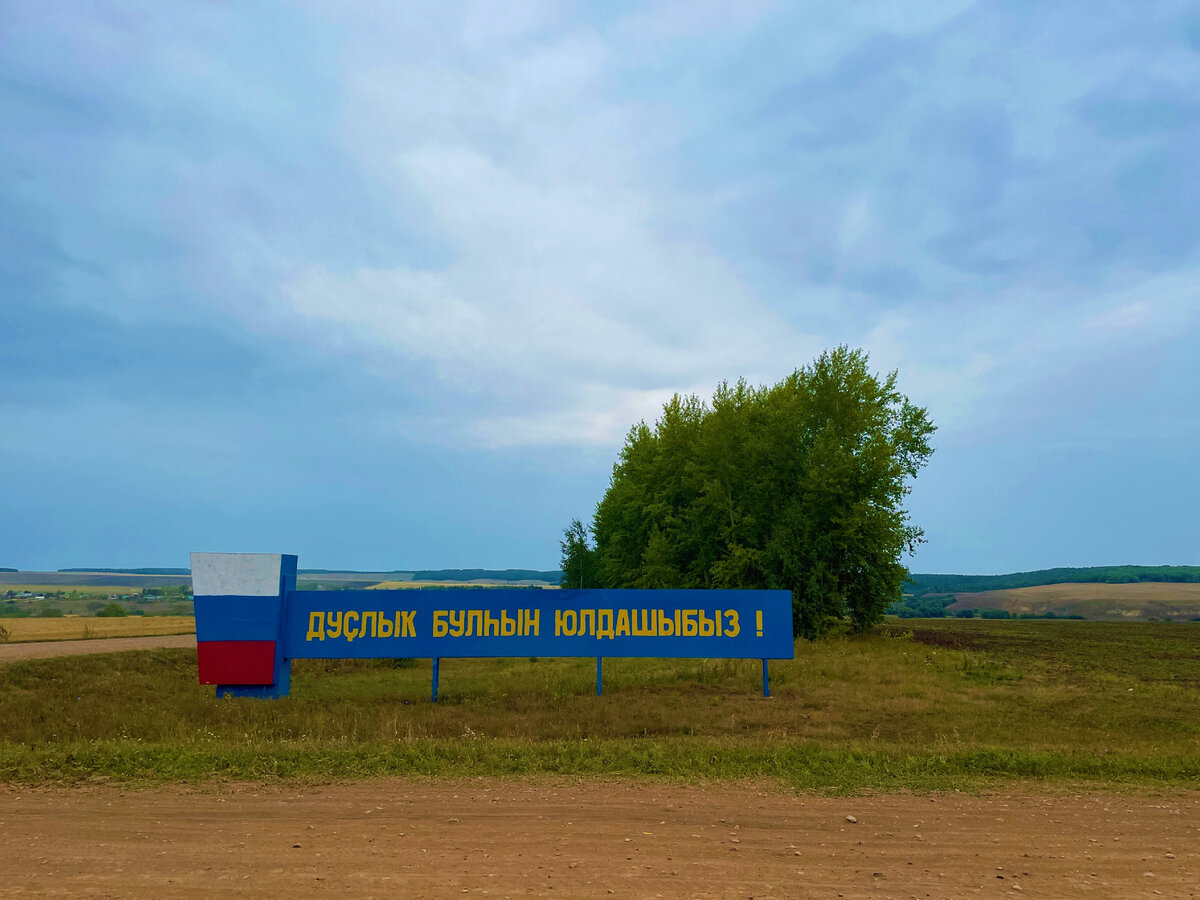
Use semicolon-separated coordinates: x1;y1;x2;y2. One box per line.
0;572;191;588
0;616;195;643
951;582;1200;619
2;587;193;619
1;583;149;595
1;618;1198;790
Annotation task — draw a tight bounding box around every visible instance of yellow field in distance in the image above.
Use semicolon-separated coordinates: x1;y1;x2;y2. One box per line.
367;580;560;590
0;616;195;643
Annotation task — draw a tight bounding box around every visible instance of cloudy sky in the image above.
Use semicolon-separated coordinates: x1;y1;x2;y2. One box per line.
2;1;1198;574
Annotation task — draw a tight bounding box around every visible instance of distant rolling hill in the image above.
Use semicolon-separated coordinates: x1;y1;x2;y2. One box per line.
947;582;1200;621
893;566;1200;620
907;565;1200;595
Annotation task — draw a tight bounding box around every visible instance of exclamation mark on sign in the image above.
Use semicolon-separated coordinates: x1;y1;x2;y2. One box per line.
756;610;763;637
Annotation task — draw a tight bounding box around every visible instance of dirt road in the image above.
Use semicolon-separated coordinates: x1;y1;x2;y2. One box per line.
0;634;196;663
1;781;1196;898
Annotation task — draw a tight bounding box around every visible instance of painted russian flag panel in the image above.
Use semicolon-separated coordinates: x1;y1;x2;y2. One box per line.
197;640;277;685
191;553;297;688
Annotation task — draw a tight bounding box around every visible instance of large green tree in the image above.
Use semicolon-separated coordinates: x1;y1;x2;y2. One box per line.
570;347;935;637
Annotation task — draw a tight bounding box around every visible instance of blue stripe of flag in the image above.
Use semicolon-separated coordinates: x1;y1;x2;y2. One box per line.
195;595;283;642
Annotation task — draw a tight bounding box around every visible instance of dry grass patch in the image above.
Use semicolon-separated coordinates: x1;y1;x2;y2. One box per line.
1;619;1198;788
0;616;195;643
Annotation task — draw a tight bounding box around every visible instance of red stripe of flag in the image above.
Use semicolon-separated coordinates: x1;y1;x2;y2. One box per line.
197;640;277;685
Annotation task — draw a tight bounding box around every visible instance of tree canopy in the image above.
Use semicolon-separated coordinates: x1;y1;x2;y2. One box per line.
561;347;935;637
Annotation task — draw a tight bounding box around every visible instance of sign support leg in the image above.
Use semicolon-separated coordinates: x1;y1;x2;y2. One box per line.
596;657;602;696
762;658;770;698
432;657;440;702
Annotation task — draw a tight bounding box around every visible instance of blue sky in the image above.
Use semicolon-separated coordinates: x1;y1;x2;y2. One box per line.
2;1;1198;574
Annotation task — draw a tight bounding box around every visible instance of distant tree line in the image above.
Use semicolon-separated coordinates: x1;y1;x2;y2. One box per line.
884;596;1083;620
562;347;935;637
974;609;1084;620
298;569;415;575
886;594;956;618
411;569;562;582
58;567;191;575
403;583;544;591
298;569;561;581
906;566;1200;596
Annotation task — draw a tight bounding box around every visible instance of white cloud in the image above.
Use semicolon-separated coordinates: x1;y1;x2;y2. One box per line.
262;22;817;447
465;386;691;449
856;267;1200;447
112;0;1196;455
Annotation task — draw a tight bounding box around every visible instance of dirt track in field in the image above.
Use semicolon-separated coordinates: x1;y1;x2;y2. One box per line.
1;781;1197;898
0;634;196;662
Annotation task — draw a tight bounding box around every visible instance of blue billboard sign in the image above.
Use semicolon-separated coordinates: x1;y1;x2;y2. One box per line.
288;588;793;660
192;553;795;700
